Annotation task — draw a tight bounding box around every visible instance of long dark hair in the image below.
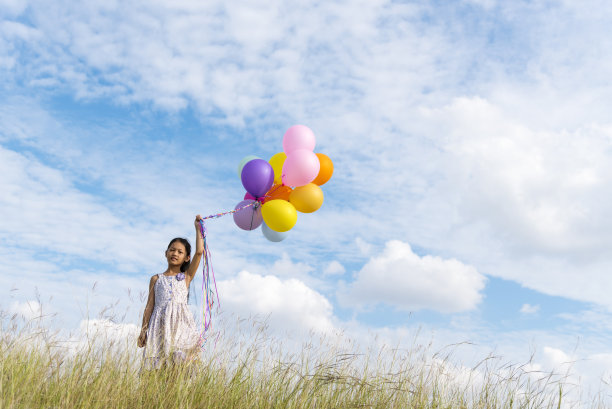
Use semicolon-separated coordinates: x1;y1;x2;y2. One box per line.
167;237;191;272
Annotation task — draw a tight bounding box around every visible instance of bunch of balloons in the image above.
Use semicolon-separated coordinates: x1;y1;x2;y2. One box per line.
233;125;334;242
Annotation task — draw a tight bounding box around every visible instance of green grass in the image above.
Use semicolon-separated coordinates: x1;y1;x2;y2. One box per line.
0;314;605;409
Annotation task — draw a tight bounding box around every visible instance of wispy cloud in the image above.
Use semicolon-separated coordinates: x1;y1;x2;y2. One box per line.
2;0;612;313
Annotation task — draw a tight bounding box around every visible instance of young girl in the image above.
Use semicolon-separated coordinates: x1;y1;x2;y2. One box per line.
137;215;204;368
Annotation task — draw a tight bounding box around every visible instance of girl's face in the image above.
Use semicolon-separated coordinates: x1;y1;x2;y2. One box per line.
166;241;189;267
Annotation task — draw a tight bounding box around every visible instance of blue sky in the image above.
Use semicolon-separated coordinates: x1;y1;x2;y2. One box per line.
3;0;612;398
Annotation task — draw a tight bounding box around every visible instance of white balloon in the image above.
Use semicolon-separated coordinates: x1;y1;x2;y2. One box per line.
237;155;260;178
262;221;288;242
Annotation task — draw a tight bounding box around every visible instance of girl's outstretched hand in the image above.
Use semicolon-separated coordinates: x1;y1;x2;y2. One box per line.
195;214;205;254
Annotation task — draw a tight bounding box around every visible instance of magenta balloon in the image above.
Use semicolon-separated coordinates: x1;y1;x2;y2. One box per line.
283;125;316;154
281;149;320;187
244;192;256;201
233;200;263;231
241;159;274;198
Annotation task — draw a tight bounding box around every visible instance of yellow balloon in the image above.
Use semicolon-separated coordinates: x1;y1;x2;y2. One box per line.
261;199;297;232
289;183;324;213
269;152;287;185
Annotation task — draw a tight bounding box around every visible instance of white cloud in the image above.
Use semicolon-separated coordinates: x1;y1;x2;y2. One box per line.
541;346;573;372
270;252;313;278
0;261;149;330
430;97;612;258
463;0;496;9
520;303;540;315
0;145;162;271
339;240;486;313
414;96;612;307
0;97;258;279
354;237;372;257
33;319;144;359
338;319;612;407
78;318;140;344
218;270;335;335
9;300;42;320
0;0;28;17
323;260;345;276
0;0;465;126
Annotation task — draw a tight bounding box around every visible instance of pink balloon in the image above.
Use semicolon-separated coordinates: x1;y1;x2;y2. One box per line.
283;125;316;154
244;192;256;201
282;149;320;187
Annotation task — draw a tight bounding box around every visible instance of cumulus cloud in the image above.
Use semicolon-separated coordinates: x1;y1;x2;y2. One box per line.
218;270;335;334
414;96;612;307
339;240;486;313
430;97;612;258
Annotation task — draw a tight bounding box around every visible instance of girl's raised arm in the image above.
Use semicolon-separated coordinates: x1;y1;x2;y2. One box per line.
185;215;204;284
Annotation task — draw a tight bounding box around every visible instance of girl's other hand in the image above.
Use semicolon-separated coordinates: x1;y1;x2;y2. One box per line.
137;329;147;348
194;214;203;227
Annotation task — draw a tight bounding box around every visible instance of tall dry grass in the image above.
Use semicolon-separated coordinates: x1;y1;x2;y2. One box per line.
0;310;604;409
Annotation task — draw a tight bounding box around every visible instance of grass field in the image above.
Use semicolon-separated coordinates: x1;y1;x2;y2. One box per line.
0;312;606;409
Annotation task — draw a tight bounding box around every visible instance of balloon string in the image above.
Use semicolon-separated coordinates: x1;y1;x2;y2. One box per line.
202;201;256;220
249;201;261;229
267;184;283;197
256;184;286;203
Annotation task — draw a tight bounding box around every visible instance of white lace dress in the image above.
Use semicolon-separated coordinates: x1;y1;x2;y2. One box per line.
143;273;202;368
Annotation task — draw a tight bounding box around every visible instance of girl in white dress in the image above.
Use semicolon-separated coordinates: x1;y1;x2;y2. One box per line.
137;215;204;368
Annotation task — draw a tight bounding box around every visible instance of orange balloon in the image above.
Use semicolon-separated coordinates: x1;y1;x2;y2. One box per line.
261;184;293;203
290;183;324;213
312;153;333;185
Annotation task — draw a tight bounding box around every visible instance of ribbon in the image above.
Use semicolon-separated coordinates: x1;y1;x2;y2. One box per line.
196;197;272;345
198;220;215;344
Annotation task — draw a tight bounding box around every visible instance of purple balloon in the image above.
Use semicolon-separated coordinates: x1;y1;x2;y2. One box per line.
233;200;263;231
241;159;274;198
